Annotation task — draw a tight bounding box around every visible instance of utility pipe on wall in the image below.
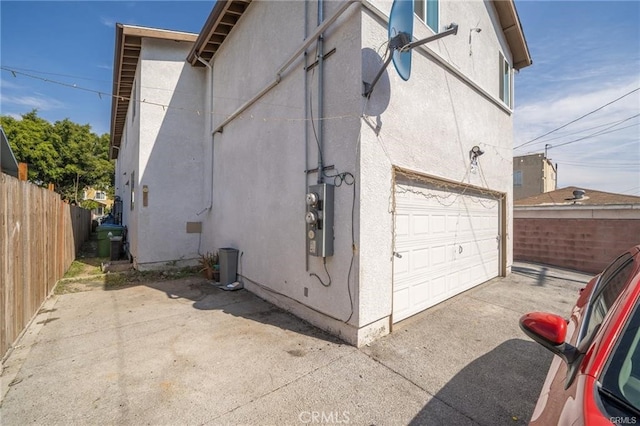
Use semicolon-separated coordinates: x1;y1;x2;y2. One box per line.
316;0;325;184
195;55;215;215
212;0;359;134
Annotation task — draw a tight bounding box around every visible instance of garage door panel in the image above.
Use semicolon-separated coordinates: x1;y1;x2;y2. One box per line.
396;214;410;236
393;182;500;323
413;248;429;270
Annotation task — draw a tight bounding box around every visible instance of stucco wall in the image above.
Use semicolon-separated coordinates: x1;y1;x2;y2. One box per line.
203;1;365;343
115;74;141;259
514;207;640;273
130;38;206;269
359;1;516;325
199;0;519;345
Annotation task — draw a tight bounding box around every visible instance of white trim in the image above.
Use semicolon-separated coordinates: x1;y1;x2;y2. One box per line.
514;206;640;220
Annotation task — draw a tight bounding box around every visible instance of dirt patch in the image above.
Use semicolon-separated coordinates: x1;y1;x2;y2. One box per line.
55;268;202;294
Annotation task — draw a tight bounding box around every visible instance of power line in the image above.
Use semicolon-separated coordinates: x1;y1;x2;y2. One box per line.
520;120;639;155
548;115;639;150
527;117;638;144
514;87;640;150
558;162;639;169
1;66;357;124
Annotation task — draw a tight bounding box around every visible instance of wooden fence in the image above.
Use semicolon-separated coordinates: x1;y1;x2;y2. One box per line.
1;173;91;359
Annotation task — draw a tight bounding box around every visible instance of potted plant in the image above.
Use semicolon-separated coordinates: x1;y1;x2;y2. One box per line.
198;251;219;281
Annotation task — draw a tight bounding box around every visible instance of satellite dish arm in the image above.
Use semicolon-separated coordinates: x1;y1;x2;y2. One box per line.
401;23;459;52
363;48;394;98
363;23;459;98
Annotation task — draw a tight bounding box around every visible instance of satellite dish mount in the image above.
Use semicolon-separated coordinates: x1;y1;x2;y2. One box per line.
363;0;458;98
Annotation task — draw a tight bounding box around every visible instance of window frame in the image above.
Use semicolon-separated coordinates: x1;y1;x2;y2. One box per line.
513;170;523;187
499;52;513;108
414;0;439;33
578;253;636;346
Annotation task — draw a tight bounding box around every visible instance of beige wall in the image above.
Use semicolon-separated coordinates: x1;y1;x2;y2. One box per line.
513;153;556;200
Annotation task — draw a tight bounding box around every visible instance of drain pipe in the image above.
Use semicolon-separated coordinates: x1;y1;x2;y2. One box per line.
195;55;214;215
316;0;325;184
305;0;310;272
213;0;359;134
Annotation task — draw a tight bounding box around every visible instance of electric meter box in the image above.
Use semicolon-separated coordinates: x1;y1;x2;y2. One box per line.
305;183;334;257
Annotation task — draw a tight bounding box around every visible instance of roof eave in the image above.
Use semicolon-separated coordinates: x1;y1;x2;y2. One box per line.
493;0;532;70
186;0;252;67
109;25;199;160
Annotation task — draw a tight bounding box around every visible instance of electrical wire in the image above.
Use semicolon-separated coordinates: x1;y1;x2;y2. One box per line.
1;65;359;126
546;116;639;150
524;117;640;145
310;257;332;287
306;38;355;322
514;87;640;150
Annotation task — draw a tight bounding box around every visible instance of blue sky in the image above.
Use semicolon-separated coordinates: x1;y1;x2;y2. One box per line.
1;1;639;195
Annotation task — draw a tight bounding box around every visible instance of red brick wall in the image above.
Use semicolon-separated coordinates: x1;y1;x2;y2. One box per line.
514;218;640;274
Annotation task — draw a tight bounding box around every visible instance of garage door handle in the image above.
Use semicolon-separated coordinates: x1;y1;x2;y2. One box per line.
394;252;402;259
458;245;463;254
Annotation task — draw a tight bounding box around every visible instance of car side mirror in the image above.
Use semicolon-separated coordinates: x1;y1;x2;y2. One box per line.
519;312;580;365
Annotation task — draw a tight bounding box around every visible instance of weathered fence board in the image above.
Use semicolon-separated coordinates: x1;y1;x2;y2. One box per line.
1;173;91;359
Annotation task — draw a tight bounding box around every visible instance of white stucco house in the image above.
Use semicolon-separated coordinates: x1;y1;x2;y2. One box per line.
110;0;531;346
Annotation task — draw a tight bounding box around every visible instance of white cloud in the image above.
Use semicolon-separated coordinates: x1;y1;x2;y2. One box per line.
0;78;23;90
515;78;640;148
100;16;116;27
514;74;640;196
1;94;66;111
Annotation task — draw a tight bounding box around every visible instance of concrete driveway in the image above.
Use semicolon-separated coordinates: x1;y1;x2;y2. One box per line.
1;262;591;425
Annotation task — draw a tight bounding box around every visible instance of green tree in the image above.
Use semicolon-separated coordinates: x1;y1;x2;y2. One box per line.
0;110;114;201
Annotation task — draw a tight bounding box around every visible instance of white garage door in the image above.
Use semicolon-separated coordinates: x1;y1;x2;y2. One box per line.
393;181;501;323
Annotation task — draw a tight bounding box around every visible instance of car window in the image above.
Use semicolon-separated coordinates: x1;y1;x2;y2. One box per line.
581;255;635;344
600;302;640;414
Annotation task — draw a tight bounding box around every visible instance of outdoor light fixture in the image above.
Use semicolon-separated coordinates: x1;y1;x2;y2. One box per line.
469;145;484;173
470;145;484;158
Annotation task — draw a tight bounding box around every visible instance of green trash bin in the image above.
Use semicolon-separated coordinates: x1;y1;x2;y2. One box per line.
97;225;124;258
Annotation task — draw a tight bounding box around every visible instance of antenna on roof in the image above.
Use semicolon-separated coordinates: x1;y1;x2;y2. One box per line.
363;0;458;98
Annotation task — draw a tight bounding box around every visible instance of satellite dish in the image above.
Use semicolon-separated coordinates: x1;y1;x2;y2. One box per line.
363;0;459;98
388;0;413;81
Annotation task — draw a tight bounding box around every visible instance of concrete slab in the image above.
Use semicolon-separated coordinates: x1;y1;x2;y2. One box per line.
1;262;593;425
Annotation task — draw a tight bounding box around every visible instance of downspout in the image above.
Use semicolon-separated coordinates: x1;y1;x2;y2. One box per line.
316;0;325;184
195;55;214;215
305;0;310;272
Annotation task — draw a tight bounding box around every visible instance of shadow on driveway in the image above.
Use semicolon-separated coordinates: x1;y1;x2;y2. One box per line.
411;339;552;425
140;277;343;345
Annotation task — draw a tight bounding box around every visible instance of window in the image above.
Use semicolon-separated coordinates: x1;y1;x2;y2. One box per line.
414;0;439;33
580;253;636;345
499;53;512;108
95;191;106;201
514;171;522;186
600;303;640;414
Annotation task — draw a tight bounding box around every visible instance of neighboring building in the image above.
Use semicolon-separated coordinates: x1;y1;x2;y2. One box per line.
513;153;556;200
110;0;531;346
0;126;19;178
83;187;114;218
110;25;205;269
514;186;640;273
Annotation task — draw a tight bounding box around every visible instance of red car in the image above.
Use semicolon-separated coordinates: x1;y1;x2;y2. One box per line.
520;245;640;425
